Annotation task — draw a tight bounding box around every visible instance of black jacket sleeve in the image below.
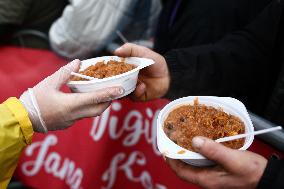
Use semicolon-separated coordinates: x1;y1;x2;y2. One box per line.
257;156;284;189
164;0;283;101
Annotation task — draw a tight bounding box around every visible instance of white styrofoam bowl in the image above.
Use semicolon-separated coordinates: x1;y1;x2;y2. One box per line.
157;96;254;167
67;56;154;98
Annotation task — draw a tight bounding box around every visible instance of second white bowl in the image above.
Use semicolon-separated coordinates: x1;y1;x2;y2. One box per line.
157;96;254;167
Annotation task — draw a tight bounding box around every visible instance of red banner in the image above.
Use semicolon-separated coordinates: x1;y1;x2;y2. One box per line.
16;98;200;189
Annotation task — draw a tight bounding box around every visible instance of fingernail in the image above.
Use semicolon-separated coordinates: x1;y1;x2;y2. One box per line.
192;137;205;149
69;59;80;68
71;59;80;64
115;47;123;52
118;88;125;95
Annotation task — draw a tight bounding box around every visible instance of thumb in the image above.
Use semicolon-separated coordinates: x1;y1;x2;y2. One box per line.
114;43;148;58
47;59;81;89
69;87;124;108
192;137;240;171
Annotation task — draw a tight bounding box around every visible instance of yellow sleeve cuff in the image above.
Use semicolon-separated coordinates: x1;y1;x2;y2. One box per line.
4;97;33;144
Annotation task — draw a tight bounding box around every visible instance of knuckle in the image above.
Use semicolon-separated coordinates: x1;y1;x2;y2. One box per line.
100;90;113;102
174;168;187;181
141;45;149;51
200;179;215;189
193;173;203;184
72;93;82;105
125;42;131;47
168;160;182;175
183;174;200;185
109;88;118;98
92;97;100;104
205;145;220;159
207;182;218;189
174;161;185;172
173;164;199;185
203;142;225;161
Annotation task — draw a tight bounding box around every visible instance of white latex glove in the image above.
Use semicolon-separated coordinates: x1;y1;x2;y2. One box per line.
20;59;124;133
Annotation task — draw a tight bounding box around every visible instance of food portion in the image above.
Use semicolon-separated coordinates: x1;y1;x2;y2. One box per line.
71;60;136;81
163;98;245;151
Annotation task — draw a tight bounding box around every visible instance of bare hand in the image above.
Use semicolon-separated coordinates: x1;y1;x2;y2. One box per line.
115;43;170;101
166;137;268;189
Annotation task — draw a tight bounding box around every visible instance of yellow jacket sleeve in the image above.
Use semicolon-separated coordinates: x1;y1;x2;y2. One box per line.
0;97;33;189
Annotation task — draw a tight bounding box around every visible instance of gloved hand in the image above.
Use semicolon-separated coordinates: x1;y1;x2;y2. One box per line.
20;59;124;133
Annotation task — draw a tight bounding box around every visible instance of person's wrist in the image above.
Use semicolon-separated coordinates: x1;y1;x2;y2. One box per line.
161;56;171;96
256;155;281;189
20;89;48;133
251;157;268;189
